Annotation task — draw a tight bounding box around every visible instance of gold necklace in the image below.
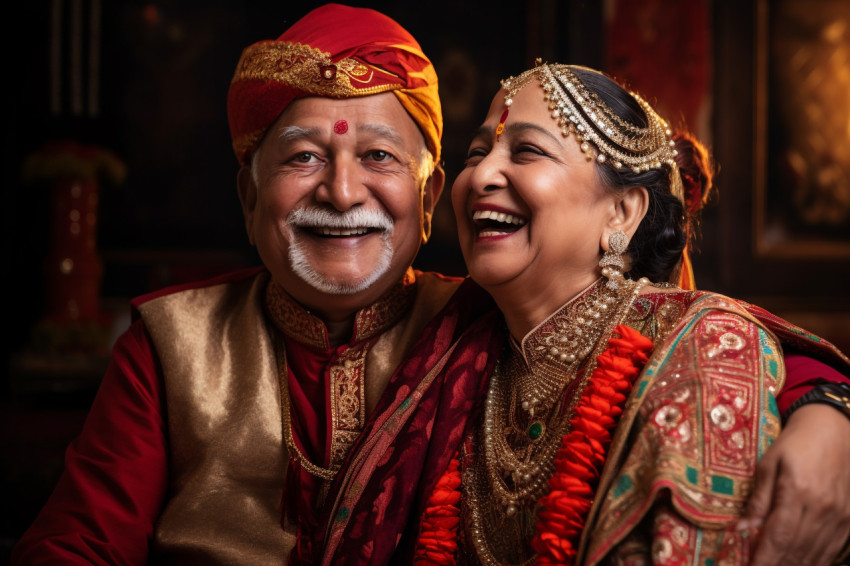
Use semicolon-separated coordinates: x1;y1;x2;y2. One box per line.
275;339;338;481
465;277;648;564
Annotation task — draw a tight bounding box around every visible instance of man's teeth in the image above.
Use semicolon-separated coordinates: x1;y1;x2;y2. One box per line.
472;210;527;226
313;227;371;236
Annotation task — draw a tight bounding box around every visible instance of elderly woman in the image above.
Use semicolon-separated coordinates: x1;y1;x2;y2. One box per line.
411;62;850;565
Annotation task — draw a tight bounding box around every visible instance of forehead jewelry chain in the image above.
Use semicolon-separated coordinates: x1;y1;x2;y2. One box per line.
499;60;684;204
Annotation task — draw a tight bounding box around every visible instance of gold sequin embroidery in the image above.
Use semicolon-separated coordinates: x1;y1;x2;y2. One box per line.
232;41;402;98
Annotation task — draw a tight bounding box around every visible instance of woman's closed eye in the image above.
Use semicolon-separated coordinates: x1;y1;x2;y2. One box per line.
513;143;550;159
464;146;489;167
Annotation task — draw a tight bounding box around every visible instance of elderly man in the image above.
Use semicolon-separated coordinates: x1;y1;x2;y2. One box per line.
12;5;500;565
12;4;850;566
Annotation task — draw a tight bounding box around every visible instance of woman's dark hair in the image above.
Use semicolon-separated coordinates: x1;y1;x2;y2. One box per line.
566;67;715;284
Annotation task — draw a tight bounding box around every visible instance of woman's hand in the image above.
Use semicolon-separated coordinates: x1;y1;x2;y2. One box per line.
740;404;850;565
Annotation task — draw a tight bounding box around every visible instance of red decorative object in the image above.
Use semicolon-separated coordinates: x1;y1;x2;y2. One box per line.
414;455;462;566
333;119;349;134
532;324;653;565
45;176;102;323
23;141;125;326
414;324;654;564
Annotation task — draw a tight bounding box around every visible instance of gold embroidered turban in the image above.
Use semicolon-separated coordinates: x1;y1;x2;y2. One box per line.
227;3;442;167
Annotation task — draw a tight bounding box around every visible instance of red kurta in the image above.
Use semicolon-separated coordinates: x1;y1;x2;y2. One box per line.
11;268;499;565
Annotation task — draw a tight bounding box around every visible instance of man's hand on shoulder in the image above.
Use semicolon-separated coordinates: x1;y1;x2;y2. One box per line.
741;403;850;565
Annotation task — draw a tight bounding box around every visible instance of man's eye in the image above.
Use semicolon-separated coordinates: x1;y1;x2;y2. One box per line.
293;152;317;163
367;150;392;162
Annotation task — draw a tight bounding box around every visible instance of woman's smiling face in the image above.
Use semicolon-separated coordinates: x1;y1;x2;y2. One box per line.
452;83;619;304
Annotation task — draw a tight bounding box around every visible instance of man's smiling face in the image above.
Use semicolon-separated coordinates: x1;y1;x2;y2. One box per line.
239;92;441;318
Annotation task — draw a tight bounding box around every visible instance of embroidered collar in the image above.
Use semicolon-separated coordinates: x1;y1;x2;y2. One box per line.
512;280;604;371
264;269;417;350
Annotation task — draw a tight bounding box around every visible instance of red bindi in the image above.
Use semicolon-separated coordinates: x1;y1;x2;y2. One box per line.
333;120;349;134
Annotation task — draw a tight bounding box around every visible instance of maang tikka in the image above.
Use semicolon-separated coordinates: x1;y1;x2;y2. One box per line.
499;60;685;207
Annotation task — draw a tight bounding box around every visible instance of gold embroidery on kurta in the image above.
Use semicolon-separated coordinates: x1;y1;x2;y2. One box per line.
266;281;328;349
265;270;417;479
353;270;416;340
328;341;370;468
265;270;416;348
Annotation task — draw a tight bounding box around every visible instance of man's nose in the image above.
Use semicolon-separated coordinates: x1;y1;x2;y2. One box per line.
315;158;369;211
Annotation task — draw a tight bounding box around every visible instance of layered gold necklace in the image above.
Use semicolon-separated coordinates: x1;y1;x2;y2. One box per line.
464;276;647;565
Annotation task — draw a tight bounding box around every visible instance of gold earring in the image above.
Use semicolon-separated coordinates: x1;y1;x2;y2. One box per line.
599;230;628;288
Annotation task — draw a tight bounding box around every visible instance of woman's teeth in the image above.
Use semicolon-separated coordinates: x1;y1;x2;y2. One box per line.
472;210;527;237
472;210;527;227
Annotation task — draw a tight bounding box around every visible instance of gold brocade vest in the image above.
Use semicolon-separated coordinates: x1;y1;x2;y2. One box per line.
137;269;460;564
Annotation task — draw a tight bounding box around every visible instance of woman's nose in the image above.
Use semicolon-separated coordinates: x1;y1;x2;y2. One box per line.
468;149;508;194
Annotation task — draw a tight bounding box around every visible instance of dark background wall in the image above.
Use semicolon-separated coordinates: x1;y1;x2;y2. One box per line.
2;0;848;558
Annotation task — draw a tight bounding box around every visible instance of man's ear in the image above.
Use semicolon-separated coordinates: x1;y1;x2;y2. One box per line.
601;185;649;250
237;166;258;246
420;163;445;244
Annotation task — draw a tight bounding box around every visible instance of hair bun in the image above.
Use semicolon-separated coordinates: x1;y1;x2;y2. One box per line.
681;171;703;215
673;131;715;216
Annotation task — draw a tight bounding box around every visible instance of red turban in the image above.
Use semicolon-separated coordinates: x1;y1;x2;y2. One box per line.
227;3;442;167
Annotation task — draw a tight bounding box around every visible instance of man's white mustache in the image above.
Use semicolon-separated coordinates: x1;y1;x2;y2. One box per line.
287;207;394;232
